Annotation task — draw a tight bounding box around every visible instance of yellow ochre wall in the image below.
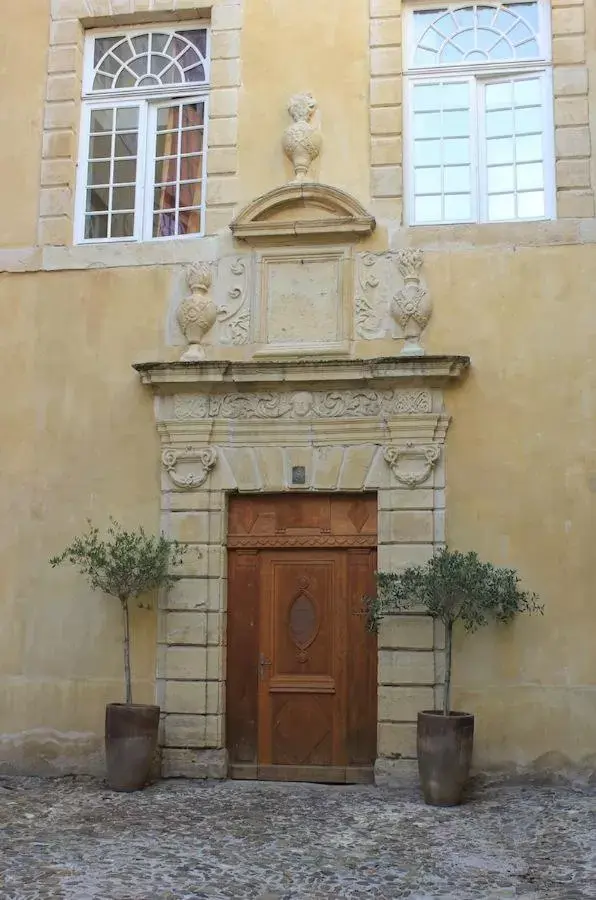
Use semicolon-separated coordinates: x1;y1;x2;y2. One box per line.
0;0;594;775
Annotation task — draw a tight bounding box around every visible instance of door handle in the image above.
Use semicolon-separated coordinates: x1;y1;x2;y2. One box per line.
259;653;272;679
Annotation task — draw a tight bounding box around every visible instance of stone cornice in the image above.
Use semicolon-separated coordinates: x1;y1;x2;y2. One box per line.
133;355;470;390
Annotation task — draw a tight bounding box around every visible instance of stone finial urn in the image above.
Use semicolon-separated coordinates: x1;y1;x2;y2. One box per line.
177;263;217;361
391;250;432;356
282;93;322;181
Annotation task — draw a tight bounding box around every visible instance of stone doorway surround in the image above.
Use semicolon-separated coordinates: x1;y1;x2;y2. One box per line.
134;355;469;782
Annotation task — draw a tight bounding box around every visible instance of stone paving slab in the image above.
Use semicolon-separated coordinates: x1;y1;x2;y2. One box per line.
0;776;594;899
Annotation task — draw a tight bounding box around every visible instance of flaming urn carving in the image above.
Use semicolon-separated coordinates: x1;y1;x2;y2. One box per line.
391;250;432;355
177;263;217;361
282;93;322;181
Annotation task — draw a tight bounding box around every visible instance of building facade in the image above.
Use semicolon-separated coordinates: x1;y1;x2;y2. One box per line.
1;0;595;782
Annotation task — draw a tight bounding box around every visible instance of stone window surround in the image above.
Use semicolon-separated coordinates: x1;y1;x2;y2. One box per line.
135;356;469;781
369;0;595;224
41;0;243;249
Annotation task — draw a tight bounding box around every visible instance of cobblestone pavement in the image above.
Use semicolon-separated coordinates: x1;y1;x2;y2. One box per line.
0;776;594;899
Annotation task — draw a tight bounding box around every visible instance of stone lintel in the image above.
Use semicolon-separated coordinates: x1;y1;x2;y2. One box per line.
133;355;471;390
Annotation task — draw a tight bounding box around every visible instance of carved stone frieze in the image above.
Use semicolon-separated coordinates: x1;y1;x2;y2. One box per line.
355;250;432;353
383;442;441;488
162;446;218;490
173;389;432;420
215;256;250;345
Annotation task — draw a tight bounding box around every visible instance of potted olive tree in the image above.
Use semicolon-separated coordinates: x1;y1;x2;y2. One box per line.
367;547;542;806
51;520;185;791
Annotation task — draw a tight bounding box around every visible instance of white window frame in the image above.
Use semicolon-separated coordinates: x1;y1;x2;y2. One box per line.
74;24;210;245
403;1;555;226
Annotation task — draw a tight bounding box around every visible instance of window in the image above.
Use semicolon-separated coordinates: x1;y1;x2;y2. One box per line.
75;27;210;243
405;2;554;225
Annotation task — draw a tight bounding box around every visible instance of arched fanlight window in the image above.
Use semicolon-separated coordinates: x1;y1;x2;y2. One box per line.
411;3;541;69
90;30;208;92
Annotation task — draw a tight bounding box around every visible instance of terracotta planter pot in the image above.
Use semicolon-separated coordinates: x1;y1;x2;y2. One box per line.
417;710;474;806
105;702;160;792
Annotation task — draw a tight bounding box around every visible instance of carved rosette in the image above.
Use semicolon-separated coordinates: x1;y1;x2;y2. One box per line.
177;263;217;361
162;445;218;490
282;93;322;181
391;250;432;356
383;442;441;489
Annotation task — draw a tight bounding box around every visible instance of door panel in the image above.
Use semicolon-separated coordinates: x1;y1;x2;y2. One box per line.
258;551;346;772
227;494;377;783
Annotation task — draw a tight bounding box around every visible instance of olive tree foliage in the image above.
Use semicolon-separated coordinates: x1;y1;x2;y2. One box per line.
366;547;542;715
51;519;186;704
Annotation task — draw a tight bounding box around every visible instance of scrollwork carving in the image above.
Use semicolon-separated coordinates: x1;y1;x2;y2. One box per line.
216;257;250;345
162;445;218;490
173;389;432;420
383;442;441;489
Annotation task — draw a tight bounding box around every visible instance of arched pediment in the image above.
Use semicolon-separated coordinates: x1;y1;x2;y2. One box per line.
230;182;376;244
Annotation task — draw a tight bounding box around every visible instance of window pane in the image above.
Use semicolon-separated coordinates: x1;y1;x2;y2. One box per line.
486;109;514;138
110;213;135;238
485;82;512;110
414;112;441;138
441;82;470;111
156;131;179;157
488;193;516;220
514;106;542;135
90;109;114;133
157;107;179;131
116;108;139;131
181;102;205;129
415;167;442;194
516;134;542;162
154;184;177;210
84;214;108;239
155;157;179;184
114;132;138;157
114;71;135;89
88;161;111;185
517;190;544;218
444;138;470;164
413;139;442;166
153;211;177;238
444;165;470;193
514;78;541;107
443;110;469;137
444;194;471;221
414;195;442;223
488;165;515;193
516;162;543;191
412;83;440;112
88;134;112;159
86;187;109;213
112;185;136;211
113;158;137;183
179;154;202;179
178;208;201;235
179;181;202;209
486;137;514;165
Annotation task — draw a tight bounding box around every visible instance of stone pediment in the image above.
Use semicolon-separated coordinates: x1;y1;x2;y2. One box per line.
229;182;376;244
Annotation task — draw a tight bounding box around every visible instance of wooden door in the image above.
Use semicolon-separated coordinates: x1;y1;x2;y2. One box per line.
227;494;377;783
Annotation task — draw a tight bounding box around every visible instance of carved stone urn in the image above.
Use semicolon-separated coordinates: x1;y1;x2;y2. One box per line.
391;250;432;356
282;93;322;181
176;263;217;361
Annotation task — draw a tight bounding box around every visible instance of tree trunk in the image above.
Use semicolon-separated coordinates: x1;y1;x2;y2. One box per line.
443;620;453;716
121;597;132;705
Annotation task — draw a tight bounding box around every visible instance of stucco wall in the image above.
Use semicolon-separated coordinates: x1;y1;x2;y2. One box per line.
1;0;595;776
